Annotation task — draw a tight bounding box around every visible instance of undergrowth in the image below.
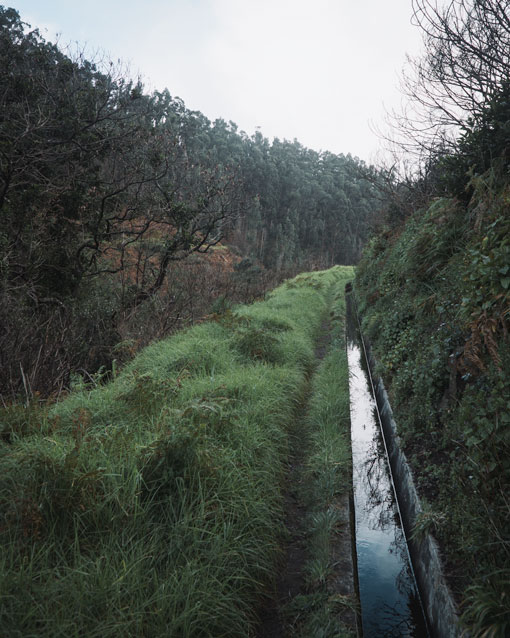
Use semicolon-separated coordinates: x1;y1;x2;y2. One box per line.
0;266;353;637
355;176;510;637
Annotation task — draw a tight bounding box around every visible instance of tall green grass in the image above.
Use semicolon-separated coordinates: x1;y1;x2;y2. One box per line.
0;266;351;637
284;273;357;638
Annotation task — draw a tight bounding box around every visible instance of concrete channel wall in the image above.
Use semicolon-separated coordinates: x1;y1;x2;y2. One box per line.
362;338;463;638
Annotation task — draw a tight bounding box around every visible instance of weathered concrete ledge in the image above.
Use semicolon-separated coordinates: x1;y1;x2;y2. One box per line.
361;336;463;638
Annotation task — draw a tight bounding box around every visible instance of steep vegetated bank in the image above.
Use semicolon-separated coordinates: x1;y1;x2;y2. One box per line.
0;266;354;637
354;2;510;635
355;154;510;637
0;6;381;398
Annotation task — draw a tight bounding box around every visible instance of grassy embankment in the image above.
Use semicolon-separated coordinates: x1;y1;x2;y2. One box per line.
355;183;510;636
282;280;355;637
0;266;354;637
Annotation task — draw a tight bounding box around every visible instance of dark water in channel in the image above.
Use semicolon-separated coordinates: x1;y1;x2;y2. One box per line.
346;304;429;637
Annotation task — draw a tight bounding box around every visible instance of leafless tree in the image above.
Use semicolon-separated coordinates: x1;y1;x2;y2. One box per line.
385;0;510;170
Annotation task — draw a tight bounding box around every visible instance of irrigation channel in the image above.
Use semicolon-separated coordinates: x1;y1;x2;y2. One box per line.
346;296;430;638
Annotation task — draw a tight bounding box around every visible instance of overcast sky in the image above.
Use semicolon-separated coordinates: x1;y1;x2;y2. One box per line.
11;0;425;163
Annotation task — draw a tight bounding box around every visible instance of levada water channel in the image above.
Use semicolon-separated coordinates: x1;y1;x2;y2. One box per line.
346;295;430;637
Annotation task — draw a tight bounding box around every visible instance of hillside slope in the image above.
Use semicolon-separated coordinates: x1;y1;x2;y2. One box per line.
0;7;381;398
355;175;510;635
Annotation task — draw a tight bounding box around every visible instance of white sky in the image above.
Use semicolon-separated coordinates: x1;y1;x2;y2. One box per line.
11;0;425;163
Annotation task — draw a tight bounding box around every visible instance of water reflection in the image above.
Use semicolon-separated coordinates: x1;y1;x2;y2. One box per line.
347;331;429;638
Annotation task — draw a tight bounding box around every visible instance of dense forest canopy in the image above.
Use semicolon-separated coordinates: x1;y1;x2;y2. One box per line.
0;5;382;397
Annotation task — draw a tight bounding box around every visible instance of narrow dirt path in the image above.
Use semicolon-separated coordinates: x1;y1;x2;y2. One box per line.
256;384;313;637
256;321;335;637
